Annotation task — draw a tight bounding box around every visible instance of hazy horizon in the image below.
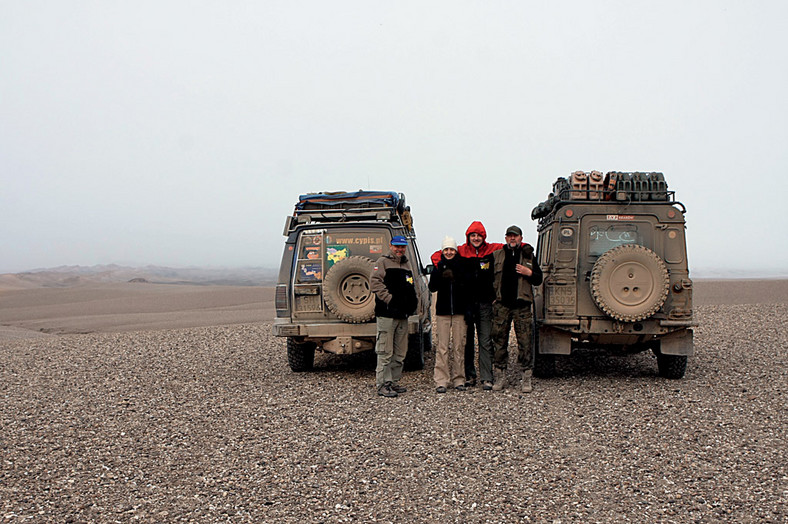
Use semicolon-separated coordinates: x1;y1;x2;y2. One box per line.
3;2;787;274
2;262;786;282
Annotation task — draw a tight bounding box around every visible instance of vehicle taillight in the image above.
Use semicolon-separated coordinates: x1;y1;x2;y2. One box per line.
275;284;288;314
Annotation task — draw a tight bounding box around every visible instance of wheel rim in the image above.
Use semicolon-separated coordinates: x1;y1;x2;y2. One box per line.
340;274;371;305
607;260;656;307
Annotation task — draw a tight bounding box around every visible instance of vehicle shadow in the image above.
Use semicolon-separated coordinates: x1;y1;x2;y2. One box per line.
548;347;660;379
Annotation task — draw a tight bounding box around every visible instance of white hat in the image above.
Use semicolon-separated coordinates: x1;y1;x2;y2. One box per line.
441;236;457;251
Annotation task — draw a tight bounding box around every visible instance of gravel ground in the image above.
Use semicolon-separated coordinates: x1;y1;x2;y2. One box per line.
1;304;786;523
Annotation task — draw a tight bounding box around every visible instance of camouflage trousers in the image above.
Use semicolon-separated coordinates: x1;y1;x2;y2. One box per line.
492;302;534;370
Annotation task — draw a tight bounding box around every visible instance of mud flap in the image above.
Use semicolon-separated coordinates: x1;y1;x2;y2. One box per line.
538;326;572;355
659;328;694;356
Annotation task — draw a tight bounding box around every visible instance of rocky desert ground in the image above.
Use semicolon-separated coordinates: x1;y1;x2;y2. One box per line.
1;277;786;523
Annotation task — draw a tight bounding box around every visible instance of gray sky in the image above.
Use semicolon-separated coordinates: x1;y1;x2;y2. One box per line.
2;1;787;276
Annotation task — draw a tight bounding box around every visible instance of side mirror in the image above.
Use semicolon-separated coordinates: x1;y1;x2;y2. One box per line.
424;264;434;275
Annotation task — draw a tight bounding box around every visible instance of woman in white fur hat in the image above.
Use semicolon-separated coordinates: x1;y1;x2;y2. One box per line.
428;236;469;393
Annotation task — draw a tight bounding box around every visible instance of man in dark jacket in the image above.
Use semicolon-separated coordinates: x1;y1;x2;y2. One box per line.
491;225;543;393
371;235;418;398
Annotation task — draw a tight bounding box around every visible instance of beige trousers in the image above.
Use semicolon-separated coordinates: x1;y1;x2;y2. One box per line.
434;314;466;388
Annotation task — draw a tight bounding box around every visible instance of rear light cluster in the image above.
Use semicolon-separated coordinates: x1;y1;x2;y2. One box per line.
275;284;288;315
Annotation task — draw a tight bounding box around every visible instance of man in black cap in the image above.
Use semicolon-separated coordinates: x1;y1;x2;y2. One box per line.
370;235;418;397
491;225;543;393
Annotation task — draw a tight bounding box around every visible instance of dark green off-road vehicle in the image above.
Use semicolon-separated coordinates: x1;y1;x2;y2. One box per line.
531;171;695;379
273;191;432;372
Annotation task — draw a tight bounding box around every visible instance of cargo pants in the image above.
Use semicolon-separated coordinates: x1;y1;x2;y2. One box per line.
492;302;534;370
434;314;466;388
375;316;409;387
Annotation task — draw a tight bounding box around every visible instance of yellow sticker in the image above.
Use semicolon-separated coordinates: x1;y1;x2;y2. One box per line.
406;275;414;285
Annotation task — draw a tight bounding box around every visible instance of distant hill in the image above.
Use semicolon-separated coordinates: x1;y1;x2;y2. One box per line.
0;264;278;288
693;267;788;279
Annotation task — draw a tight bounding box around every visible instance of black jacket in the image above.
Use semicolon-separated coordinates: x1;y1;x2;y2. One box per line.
493;243;543;307
466;252;496;304
371;254;418;319
428;254;468;316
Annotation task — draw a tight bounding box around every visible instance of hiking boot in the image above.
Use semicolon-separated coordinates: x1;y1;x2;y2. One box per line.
482;380;493;391
436;386;447;394
455;384;466;392
492;367;506;391
521;369;533;393
464;377;477;388
390;383;407;394
377;382;398;398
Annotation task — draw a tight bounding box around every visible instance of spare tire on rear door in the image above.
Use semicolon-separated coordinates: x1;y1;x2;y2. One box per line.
590;244;669;322
323;256;376;323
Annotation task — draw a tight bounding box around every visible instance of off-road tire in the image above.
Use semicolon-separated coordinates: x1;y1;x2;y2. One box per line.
287;337;315;372
323;256;376;323
590;244;670;322
656;352;687;379
404;332;425;371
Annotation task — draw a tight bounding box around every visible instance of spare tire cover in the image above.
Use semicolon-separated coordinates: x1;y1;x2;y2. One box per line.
323;256;376;323
590;244;669;322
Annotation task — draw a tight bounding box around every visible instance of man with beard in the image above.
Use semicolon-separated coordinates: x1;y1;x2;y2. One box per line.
491;225;543;393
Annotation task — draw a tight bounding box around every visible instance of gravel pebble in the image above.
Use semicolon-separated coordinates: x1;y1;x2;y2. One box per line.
1;304;786;523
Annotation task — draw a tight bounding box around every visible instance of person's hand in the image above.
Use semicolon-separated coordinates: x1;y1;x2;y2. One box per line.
515;263;532;277
442;268;454;280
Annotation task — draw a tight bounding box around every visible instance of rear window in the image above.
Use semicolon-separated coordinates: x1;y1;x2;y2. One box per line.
588;223;643;256
324;231;390;265
295;229;391;283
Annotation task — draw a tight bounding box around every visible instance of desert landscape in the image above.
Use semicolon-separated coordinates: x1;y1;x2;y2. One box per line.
1;274;786;522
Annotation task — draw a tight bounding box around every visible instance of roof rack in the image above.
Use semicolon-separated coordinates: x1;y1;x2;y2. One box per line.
532;172;683;220
296;191;402;211
285;190;413;233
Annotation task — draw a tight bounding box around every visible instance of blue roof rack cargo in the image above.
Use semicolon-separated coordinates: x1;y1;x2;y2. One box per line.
285;190;412;233
296;191;400;210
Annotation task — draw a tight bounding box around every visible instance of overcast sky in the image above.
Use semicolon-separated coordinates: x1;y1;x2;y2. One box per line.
2;1;787;276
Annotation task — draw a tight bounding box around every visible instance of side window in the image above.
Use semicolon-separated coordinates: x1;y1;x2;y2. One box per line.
540;230;552;266
296;233;325;283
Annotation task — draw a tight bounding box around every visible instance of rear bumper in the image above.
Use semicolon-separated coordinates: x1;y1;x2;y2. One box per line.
538;316;697;334
273;316;420;338
273;319;375;338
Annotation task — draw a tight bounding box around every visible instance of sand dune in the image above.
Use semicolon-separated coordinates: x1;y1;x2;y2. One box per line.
0;283;273;339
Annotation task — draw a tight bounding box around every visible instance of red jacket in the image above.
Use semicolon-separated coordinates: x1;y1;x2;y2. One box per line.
431;221;503;265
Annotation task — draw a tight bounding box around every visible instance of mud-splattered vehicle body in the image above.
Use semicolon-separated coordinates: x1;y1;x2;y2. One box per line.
273;191;431;372
531;172;695;378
